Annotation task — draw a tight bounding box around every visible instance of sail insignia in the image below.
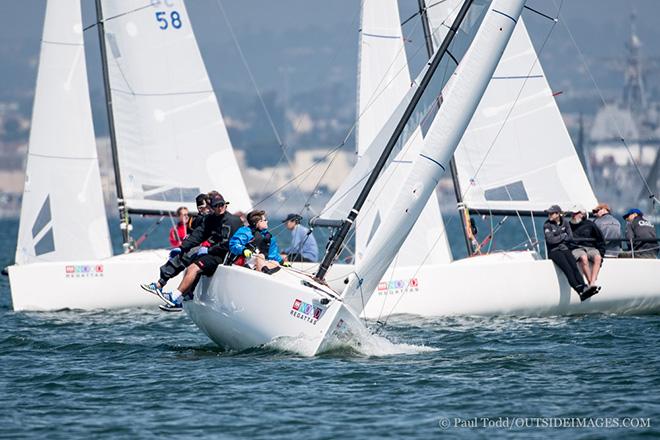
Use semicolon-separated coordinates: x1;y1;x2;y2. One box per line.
32;195;55;256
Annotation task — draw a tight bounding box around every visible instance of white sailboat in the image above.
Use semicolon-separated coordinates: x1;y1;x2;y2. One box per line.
185;0;526;353
8;0;251;311
320;0;660;319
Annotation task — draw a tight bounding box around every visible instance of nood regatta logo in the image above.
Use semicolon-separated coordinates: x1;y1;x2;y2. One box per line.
65;264;104;278
290;299;325;325
377;278;419;295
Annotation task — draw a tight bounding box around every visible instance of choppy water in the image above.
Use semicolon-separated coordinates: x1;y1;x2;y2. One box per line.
1;219;659;439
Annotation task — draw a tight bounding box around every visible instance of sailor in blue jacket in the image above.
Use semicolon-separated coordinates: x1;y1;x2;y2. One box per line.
229;210;287;274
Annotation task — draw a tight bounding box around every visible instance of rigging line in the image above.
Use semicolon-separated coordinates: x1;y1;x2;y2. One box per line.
458;1;563;209
504;185;534;248
213;0;308;208
213;0;283;146
251;141;349;208
523;5;557;23
276;0;364;215
553;0;657;208
82;4;154;31
298;9;435;214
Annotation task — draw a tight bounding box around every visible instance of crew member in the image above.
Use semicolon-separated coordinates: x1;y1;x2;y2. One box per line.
544;205;598;301
282;213;318;263
169;206;190;247
143;193;243;311
568;205;605;288
592;203;622;257
230;210;287;274
620;208;658;258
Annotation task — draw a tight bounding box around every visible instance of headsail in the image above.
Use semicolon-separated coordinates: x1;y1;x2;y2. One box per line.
342;0;527;314
16;0;112;265
425;4;597;212
354;0;451;265
100;0;251;214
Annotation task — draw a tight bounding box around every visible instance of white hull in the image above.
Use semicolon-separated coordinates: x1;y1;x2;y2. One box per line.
8;250;175;311
295;253;660;318
184;265;366;355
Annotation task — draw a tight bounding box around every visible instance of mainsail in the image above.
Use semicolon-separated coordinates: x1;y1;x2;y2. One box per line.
354;0;451;265
342;0;527;314
16;0;112;265
100;0;251;214
425;2;597;212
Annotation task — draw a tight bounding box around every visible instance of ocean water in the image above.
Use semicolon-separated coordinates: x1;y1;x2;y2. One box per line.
1;219;659;439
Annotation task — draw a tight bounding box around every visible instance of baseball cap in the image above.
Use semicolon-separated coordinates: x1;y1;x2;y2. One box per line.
623;208;642;219
283;213;302;223
569;204;587;215
210;194;229;207
545;205;562;214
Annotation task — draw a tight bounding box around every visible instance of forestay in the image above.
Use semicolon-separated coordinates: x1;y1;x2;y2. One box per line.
101;0;251;214
354;0;451;265
16;0;112;265
425;3;597;212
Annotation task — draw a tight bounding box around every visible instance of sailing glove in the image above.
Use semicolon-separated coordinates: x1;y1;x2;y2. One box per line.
243;249;253;259
169;247;182;258
197;246;208;256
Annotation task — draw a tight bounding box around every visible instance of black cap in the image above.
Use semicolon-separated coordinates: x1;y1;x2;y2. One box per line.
210;194;228;207
545;205;562;214
283;213;302;223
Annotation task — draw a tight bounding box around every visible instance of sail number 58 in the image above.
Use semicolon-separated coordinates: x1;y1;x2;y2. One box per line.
156;11;182;30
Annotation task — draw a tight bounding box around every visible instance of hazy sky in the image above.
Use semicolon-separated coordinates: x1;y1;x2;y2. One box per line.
2;0;660;97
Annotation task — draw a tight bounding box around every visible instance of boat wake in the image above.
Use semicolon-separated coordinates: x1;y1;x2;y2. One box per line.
265;326;437;358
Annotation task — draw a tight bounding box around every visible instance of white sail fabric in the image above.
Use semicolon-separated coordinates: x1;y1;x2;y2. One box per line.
354;0;451;265
343;0;527;314
16;0;112;265
424;10;597;212
101;0;251;213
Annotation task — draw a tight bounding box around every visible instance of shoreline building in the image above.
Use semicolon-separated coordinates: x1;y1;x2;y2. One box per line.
588;11;660;214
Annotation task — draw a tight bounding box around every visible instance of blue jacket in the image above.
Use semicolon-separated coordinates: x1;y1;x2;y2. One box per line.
229;226;283;263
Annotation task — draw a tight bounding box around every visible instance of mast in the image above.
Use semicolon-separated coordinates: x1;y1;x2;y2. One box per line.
315;0;475;281
417;0;474;256
94;0;133;252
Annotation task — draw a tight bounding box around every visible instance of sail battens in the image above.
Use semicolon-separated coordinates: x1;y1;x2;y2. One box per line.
101;0;252;213
491;74;543;79
361;32;401;39
491;8;518;22
28;152;99;161
350;0;452;266
451;18;598;212
16;0;112;265
109;88;214;97
41;40;84;47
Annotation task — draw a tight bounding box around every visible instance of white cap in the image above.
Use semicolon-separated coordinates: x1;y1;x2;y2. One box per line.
569;204;587;215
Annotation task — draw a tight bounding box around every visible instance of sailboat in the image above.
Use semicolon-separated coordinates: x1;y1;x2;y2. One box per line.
317;0;660;318
184;0;527;353
7;0;251;311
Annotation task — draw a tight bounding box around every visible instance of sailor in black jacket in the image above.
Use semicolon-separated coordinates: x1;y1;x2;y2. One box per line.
142;193;212;295
543;205;597;301
568;206;605;287
144;193;244;311
622;208;658;258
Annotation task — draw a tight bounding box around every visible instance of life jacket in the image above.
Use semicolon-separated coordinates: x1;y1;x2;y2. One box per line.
249;228;272;256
